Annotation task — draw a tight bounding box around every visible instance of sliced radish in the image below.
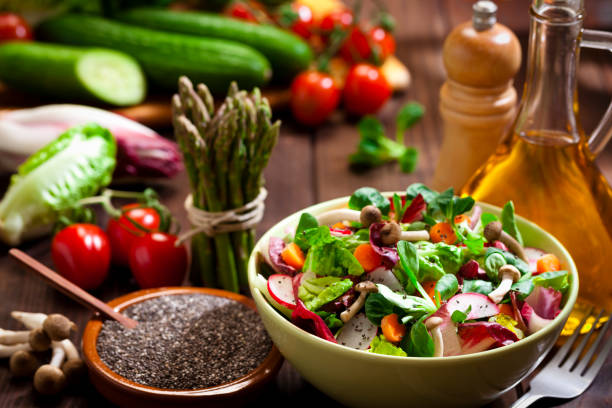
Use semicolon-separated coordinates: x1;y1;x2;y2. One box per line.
268;274;297;310
446;293;499;320
524;247;546;274
429;304;462;356
369;267;404;292
336;313;378;350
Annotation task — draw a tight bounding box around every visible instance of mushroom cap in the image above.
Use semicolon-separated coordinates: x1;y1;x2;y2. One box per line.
9;350;39;377
355;281;378;293
33;364;66;395
61;358;87;385
360;205;382;228
43;314;76;341
425;316;444;330
499;264;521;282
380;222;402;246
28;328;51;352
483;221;503;242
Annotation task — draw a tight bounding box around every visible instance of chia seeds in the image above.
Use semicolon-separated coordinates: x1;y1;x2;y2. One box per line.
97;294;272;390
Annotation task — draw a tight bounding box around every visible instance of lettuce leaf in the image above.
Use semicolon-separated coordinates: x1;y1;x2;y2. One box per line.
303;226;364;277
0;124;116;245
532;270;569;293
299;276;354;311
369;335;407;357
294;212;319;250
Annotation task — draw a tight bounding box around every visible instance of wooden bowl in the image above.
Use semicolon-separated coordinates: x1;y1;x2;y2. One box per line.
82;287;283;408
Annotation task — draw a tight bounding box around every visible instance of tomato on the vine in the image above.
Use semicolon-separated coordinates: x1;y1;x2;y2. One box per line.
129;232;188;289
276;3;314;39
107;204;161;267
343;63;391;115
225;2;260;22
319;9;353;34
0;13;32;42
51;224;110;290
340;26;395;64
290;70;340;125
369;27;396;61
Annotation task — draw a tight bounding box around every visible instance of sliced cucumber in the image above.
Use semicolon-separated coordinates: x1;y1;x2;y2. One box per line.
0;42;145;106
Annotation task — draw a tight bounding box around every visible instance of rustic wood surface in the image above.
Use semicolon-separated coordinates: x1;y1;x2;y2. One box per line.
1;0;612;407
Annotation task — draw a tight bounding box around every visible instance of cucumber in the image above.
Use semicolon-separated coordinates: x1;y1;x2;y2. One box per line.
0;42;145;106
37;14;272;92
115;8;313;81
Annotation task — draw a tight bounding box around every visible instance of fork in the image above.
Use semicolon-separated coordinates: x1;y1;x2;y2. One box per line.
511;309;612;408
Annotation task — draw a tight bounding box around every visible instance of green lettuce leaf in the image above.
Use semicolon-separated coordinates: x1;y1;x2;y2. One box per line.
462;279;494;295
402;314;434;357
299;276;354;311
294;212;319;250
369;335;407;357
532;270;569;293
0;123;116;245
348;186;390;216
501;201;524;246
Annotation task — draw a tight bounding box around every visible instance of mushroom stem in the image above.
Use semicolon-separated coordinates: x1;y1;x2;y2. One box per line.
0;329;30;345
49;343;66;367
316;209;361;226
400;230;430;242
0;343;31;358
340;281;378;323
484;221;527;262
59;339;79;361
34;343;66;395
488;265;521;304
11;311;47;330
425;317;444;357
59;339;86;385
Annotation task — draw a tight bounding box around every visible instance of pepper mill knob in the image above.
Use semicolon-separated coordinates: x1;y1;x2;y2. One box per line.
443;1;521;87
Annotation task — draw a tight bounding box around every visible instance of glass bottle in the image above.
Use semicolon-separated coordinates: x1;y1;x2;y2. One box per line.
462;0;612;326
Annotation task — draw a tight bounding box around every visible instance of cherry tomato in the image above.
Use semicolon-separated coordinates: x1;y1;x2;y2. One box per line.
343;63;392;115
0;13;32;42
226;2;258;22
107;204;161;267
369;27;396;61
290;70;340;125
129;232;188;289
51;224;110;290
319;9;353;34
339;26;370;63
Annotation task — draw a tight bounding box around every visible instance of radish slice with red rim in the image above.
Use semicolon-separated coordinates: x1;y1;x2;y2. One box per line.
268;274;297;310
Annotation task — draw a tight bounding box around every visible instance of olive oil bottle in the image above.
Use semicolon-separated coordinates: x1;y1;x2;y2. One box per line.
462;0;612;327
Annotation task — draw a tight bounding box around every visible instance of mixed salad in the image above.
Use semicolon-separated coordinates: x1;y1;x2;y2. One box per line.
259;184;571;357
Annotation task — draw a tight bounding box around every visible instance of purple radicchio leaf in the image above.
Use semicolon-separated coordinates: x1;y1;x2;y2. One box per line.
369;223;399;268
268;236;297;276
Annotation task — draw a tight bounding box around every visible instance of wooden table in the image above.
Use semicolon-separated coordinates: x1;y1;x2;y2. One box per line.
1;1;611;407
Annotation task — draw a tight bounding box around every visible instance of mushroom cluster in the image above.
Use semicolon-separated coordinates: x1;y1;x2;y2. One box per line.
0;311;86;395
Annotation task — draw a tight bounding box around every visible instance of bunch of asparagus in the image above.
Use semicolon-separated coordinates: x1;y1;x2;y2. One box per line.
172;76;280;292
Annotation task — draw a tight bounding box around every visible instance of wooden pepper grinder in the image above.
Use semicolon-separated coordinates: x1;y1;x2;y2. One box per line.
432;1;521;191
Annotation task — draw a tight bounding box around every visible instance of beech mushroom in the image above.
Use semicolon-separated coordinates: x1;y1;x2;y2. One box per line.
316;209;361;226
0;328;32;345
0;343;31;358
0;328;50;351
29;328;51;351
59;339;87;385
484;221;528;262
425;317;444;357
487;265;521;304
34;342;66;395
360;205;382;228
11;311;47;330
10;350;39;377
380;222;430;245
340;281;378;323
43;314;76;341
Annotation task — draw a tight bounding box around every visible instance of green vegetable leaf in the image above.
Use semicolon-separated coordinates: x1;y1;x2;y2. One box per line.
316;311;344;330
427;188;453;217
0;124;116;245
397;241;435;306
485;247;529;276
396;102;425;144
481;212;499;228
399;147;418;173
339;228;370;252
462;279;494;295
294;212;319;250
511;279;535;300
348;187;390;216
392;193;403;222
435;274;459;304
299;277;354;311
451;305;471;323
303;228;364;277
484;252;506;281
406;183;438;203
369;335;407;357
532;270;569;293
416;241;465;276
375;283;436;322
365;292;396;325
501;201;524;246
402;314;434;357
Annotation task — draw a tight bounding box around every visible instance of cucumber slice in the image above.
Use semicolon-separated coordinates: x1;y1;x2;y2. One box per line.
0;42;145;106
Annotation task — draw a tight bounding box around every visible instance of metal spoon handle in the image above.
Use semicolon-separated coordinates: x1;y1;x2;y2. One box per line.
9;249;137;329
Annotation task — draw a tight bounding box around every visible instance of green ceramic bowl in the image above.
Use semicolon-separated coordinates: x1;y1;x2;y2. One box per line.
248;196;578;408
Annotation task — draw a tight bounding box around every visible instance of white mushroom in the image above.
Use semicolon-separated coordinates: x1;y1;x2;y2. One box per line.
487;265;521;304
316;209;361;226
33;342;66;395
484;221;528;262
360;205;382;228
59;339;87;384
0;328;31;345
0;343;31;358
11;311;47;329
340;281;378;323
425;317;444;357
380;222;429;245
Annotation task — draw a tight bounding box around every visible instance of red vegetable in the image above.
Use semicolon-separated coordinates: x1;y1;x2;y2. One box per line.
291;299;337;343
458;322;519;354
369;27;396;61
226;2;258;22
290;70;340;125
129;232;187;289
0;13;32;42
343;63;391;115
340;26;395;64
51;224;110;290
525;286;562;320
268;237;297;276
368;223;399;268
107;204;161;267
402;194;426;223
319;9;353;35
287;3;314;39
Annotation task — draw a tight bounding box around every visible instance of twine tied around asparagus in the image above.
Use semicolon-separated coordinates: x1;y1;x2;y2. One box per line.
177;188;268;243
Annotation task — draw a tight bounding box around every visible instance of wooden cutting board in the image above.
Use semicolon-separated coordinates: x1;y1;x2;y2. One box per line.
0;82;291;128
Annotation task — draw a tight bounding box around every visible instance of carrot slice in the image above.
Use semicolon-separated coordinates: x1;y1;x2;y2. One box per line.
454;214;471;225
430;222;457;244
381;313;406;343
498;303;514;318
536;254;561;275
422;280;437;303
353;243;382;272
281;242;305;270
332;222;348;230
